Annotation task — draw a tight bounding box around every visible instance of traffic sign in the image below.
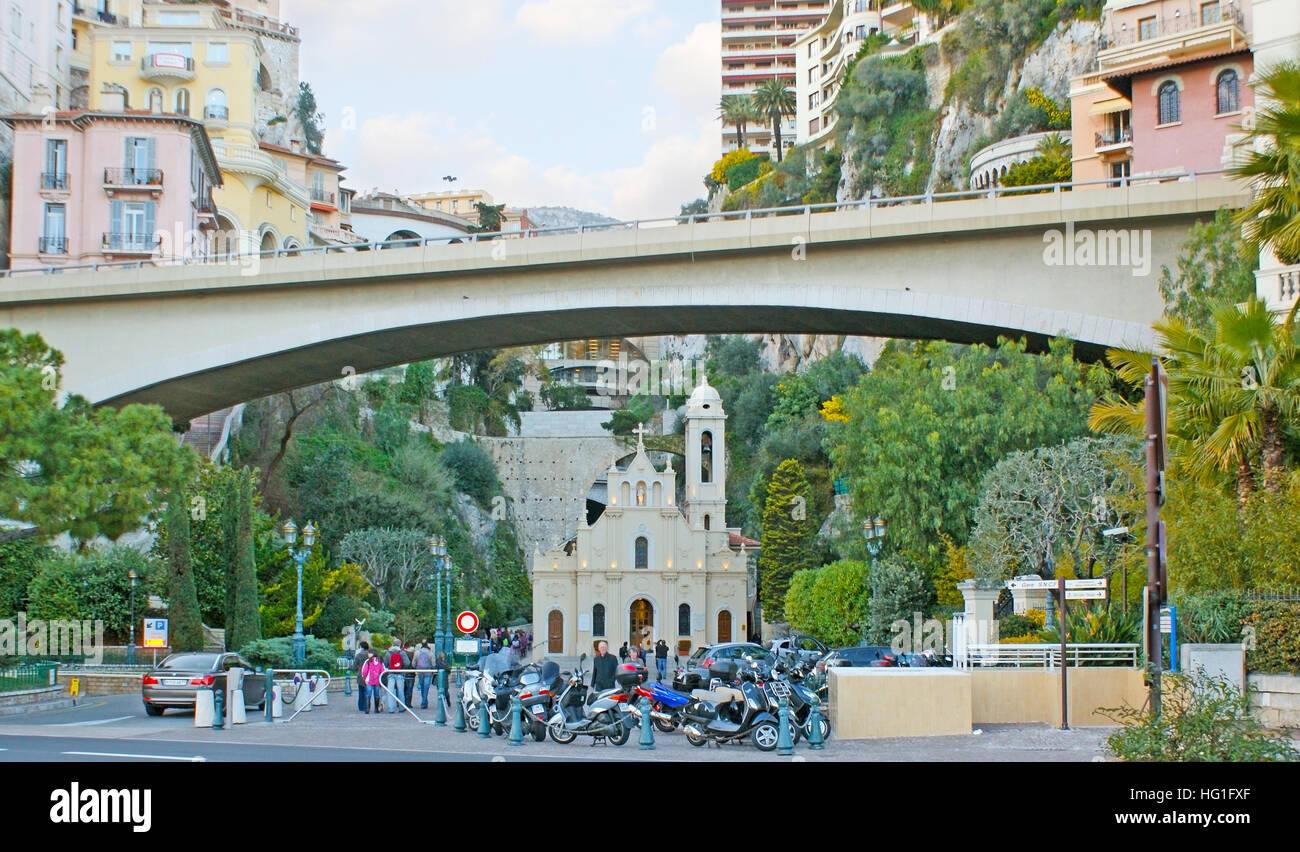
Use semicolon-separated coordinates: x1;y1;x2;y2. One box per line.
143;618;168;648
1007;578;1106;590
1065;589;1107;600
1064;578;1107;590
455;611;479;634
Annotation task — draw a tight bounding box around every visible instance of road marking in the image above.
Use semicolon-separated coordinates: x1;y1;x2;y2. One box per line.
62;751;206;762
48;716;134;727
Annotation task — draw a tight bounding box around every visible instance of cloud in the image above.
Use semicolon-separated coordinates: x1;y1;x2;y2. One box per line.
653;21;721;121
514;0;654;44
286;0;506;69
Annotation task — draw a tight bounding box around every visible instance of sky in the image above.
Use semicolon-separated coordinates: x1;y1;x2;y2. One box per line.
280;0;722;220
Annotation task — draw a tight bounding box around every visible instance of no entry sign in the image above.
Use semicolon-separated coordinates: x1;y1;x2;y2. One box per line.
456;611;479;634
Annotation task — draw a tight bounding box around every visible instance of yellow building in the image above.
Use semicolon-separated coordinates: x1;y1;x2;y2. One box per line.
81;1;314;253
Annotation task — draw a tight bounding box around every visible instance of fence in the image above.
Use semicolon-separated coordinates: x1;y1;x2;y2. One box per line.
0;662;59;692
965;643;1140;668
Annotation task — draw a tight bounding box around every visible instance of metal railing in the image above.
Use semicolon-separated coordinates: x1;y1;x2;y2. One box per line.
41;172;70;190
1105;4;1244;48
310;188;335;205
204;105;229;120
1095;129;1133;148
141;54;195;73
0;662;59;692
0;168;1234;279
38;236;68;254
965;643;1140;668
104;167;164;186
102;232;161;252
271;669;332;723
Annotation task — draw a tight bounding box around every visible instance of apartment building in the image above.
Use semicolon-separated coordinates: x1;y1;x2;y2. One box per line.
407;188;535;231
721;0;831;156
792;1;932;150
4;103;223;270
2;1;72;130
1069;0;1257;185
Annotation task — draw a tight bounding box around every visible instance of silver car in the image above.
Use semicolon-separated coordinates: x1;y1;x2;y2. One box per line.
141;652;267;716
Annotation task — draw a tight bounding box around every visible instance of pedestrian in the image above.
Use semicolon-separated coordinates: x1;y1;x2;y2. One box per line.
627;645;641;669
353;640;371;712
385;641;405;713
402;642;416;707
654;639;668;683
415;641;434;709
435;652;451;707
618;641;629;662
361;651;384;714
592;640;618;692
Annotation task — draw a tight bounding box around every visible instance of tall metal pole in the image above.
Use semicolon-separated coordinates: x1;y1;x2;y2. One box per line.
292;550;306;665
435;558;444;658
127;571;137;666
445;561;453;660
1058;574;1068;730
1144;360;1167;717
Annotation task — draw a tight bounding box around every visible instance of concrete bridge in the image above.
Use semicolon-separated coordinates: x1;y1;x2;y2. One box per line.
0;175;1248;422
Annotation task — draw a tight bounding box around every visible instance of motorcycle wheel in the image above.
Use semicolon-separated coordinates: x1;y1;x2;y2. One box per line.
684;727;708;747
491;722;505;736
751;721;780;752
607;718;632;747
548;721;577;745
465;705;480;731
530;718;547;742
652;716;678;734
803;715;830;743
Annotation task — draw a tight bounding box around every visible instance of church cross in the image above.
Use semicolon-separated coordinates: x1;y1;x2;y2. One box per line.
633;423;648;446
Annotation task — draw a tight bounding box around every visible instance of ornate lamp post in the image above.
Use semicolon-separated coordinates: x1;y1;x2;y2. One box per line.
862;516;887;569
282;519;317;666
428;535;448;659
127;568;138;666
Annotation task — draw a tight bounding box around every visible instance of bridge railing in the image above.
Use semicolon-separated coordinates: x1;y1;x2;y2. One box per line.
0;169;1232;279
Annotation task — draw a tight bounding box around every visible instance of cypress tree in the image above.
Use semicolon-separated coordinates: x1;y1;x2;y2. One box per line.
220;469;238;636
227;469;262;651
165;488;205;651
758;458;815;623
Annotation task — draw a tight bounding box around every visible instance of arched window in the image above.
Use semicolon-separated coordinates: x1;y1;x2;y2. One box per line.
703;514;711;530
700;431;713;483
1216;69;1239;114
678;604;691;636
592;604;605;637
146;87;162;112
1157;81;1180;125
205;87;227;120
635;537;648;570
174;87;190;116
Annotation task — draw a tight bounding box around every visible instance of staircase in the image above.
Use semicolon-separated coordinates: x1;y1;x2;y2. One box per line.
181;404;244;463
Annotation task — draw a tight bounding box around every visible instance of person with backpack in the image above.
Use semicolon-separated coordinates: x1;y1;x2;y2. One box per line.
385;641;405;713
415;642;435;709
360;651;384;714
402;643;416;707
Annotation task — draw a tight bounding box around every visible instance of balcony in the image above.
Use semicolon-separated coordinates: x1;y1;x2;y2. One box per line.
102;233;160;254
1258;263;1300;313
204;105;229;121
141;53;195;82
310;188;336;210
104;168;164;195
215;145;309;207
1094;128;1134;154
38;236;68;255
41;172;70;191
216;7;300;39
74;6;118;24
1099;6;1247;76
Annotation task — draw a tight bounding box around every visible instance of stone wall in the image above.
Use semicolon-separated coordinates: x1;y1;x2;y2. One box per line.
252;32;301;143
1248;673;1300;729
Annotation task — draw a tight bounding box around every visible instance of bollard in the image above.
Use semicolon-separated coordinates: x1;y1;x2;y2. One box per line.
211;684;225;730
638;694;655;750
434;680;447;727
776;695;794;755
264;670;274;724
477;698;490;739
344;669;352;697
453;691;467;732
508;695;524;747
807;695;826;750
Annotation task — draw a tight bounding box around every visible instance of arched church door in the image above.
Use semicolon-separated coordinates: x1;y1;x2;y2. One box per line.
547;610;563;654
717;610;732;643
629;598;653;648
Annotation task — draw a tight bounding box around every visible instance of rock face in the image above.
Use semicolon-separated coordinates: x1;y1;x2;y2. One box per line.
526;207;620;229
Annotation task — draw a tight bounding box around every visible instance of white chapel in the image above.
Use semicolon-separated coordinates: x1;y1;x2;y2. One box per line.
530;380;755;658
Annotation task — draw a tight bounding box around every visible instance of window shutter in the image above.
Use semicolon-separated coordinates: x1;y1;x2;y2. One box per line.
124;138;135;169
144;201;156;245
146;137;157;171
110;199;123;244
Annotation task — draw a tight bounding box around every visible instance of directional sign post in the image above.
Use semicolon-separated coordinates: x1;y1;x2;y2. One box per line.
1064;589;1107;600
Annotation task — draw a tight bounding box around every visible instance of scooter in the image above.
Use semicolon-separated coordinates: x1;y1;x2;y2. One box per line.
629;680;692;733
681;660;795;752
517;660;561;742
768;661;828;742
546;654;635;746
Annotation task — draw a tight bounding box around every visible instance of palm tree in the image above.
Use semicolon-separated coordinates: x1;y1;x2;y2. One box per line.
1090;298;1300;506
1230;61;1300;264
718;95;757;150
752;78;796;163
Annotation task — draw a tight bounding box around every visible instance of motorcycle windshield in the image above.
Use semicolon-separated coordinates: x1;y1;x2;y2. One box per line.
482;652;516;679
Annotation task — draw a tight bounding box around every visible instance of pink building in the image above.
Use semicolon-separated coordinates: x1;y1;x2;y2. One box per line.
1071;0;1255;183
3;107;222;270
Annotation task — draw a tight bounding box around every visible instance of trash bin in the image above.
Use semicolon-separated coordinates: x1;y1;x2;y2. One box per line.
194;688;214;727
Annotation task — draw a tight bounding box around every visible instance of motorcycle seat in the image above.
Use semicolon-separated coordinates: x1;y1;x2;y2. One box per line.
692;687;742;704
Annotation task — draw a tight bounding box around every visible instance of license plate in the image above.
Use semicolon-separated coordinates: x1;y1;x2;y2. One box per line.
618;702;630;711
163;679;186;687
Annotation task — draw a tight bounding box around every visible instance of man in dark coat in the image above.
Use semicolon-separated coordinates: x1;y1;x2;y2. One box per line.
591;640;618;692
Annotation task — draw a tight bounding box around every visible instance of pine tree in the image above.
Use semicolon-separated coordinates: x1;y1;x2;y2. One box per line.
164;489;204;651
227;469;263;651
759;459;815;623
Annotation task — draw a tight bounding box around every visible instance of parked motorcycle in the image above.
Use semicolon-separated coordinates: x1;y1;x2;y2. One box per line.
629;680;692;733
517;660;561;742
546;654;636;746
768;659;829;742
681;660;797;751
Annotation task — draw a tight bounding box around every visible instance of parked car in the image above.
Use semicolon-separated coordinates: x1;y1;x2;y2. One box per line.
141;652;267;716
769;633;830;666
673;643;773;692
816;645;899;673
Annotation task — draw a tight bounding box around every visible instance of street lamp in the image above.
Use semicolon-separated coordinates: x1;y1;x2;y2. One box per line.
862;516;887;568
127;567;138;666
283;519;317;666
428;535;449;659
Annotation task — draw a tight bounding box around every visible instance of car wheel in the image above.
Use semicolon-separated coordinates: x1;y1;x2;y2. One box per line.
548;721;577;744
143;703;164;717
751;721;779;752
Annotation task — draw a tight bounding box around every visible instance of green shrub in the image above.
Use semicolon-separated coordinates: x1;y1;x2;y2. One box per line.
438;439;499;505
997;613;1039;638
238;636;339;671
711;148;754;184
1244;601;1300;675
1103;671;1298;762
725;153;770;191
1039;603;1139;647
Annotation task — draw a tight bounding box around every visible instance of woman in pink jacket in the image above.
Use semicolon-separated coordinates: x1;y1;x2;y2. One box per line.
360;651;384;714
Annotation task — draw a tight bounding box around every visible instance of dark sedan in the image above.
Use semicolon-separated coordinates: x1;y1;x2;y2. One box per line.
672;642;773;692
816;645;899;672
141;652;267;716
